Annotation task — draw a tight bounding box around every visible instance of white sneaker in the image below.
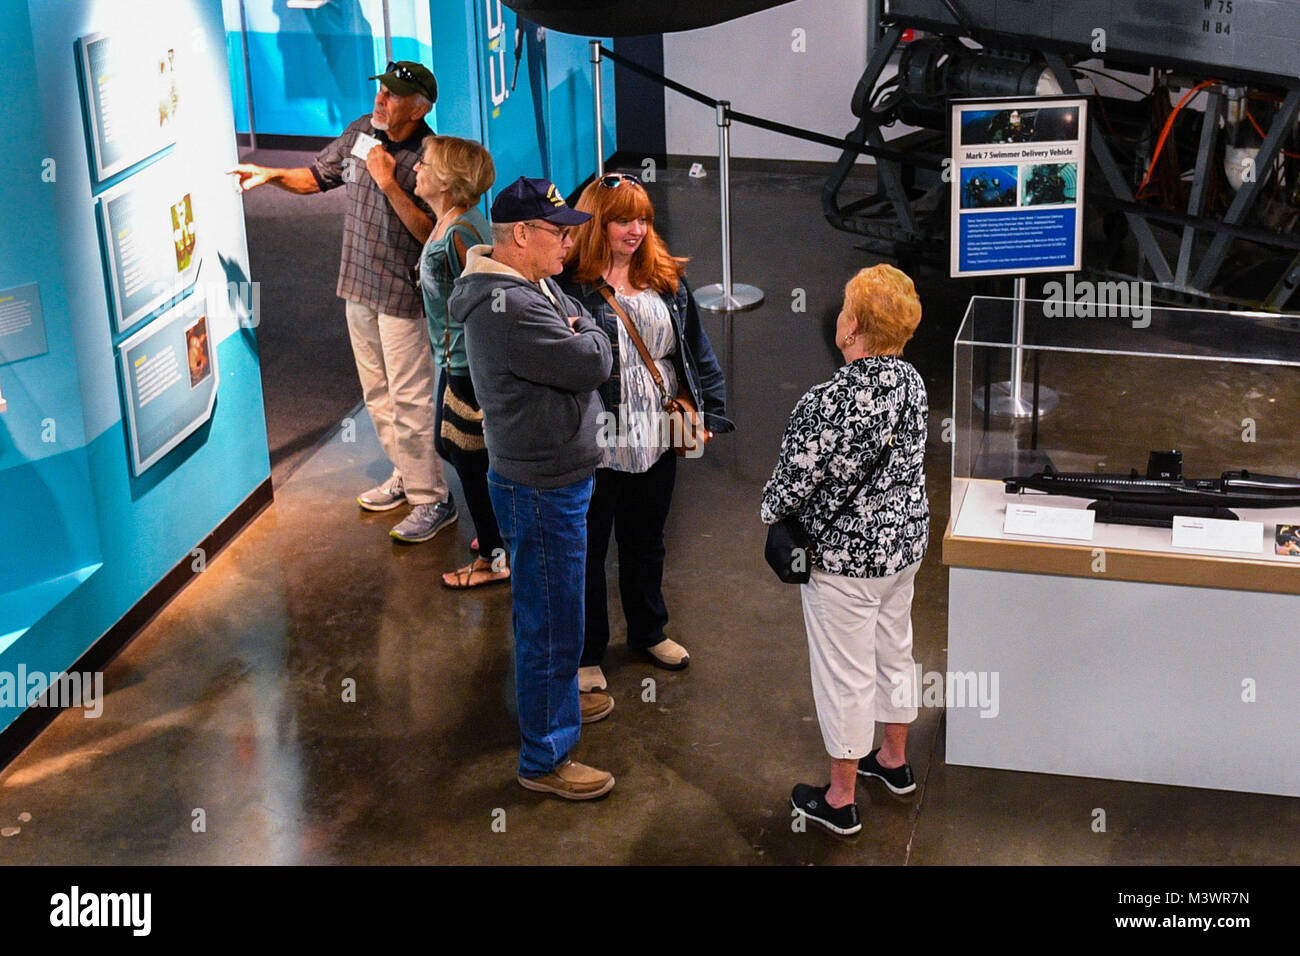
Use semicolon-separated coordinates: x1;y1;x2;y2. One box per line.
578;665;607;692
357;474;406;511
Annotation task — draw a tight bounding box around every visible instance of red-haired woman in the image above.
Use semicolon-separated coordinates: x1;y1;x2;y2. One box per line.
561;173;734;692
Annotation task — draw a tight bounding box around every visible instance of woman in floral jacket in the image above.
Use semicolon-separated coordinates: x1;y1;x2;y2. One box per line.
760;264;929;836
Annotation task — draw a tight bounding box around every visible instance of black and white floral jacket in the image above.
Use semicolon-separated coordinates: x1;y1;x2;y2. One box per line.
760;356;929;578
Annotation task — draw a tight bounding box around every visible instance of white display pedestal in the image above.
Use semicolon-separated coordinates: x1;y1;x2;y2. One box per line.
944;481;1300;797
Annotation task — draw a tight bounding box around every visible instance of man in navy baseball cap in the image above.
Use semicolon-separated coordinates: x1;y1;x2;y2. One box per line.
447;176;615;800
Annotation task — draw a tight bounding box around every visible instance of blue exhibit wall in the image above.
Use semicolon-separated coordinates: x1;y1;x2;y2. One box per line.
0;1;103;647
0;0;271;734
222;0;614;199
223;0;435;137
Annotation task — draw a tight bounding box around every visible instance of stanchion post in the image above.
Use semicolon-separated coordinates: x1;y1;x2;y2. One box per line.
695;101;764;313
591;41;605;177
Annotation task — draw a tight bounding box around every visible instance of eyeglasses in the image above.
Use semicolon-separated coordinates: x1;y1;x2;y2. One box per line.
524;221;573;241
598;173;641;189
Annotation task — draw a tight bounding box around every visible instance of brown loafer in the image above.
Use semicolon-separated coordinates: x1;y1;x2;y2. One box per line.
580;690;614;723
518;759;615;800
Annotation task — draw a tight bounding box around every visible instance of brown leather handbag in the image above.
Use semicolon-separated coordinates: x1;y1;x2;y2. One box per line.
598;286;709;458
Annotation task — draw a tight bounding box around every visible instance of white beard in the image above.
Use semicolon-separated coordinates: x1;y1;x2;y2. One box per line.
371;112;389;131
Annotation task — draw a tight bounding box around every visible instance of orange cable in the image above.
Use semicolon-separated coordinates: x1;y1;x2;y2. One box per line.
1136;81;1216;198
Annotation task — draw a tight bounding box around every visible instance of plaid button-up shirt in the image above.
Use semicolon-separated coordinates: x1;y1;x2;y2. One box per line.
311;115;433;319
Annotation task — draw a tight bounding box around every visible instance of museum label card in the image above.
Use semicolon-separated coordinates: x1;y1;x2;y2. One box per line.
1171;516;1263;554
351;133;381;159
1003;503;1096;540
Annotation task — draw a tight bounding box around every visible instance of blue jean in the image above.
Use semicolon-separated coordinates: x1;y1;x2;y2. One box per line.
488;468;594;777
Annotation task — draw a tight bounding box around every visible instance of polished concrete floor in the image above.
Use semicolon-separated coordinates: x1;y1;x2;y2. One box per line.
2;165;1298;864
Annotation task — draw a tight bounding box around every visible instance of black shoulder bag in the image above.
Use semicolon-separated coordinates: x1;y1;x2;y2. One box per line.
764;378;908;584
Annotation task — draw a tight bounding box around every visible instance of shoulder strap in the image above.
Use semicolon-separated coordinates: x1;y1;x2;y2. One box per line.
598;285;671;405
439;225;476;366
811;376;910;536
452;230;470;271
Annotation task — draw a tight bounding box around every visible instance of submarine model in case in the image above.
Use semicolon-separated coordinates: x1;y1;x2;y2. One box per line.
1003;450;1300;527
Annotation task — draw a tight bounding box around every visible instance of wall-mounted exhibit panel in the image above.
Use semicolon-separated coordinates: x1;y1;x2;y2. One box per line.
0;284;49;367
944;296;1300;795
98;159;204;334
78;31;182;182
1;0;270;736
118;298;219;475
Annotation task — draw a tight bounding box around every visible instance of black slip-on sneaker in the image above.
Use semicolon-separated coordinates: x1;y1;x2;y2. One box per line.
857;748;917;794
790;783;861;836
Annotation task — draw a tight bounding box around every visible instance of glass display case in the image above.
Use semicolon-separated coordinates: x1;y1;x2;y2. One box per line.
943;295;1300;796
948;295;1300;591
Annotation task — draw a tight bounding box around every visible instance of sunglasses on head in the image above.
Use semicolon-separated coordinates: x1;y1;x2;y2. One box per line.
384;61;421;84
598;173;641;189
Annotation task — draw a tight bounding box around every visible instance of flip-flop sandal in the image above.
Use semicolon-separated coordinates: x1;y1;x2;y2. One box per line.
441;562;511;590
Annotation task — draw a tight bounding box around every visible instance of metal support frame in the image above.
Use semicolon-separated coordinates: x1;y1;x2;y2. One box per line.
238;0;257;150
591;41;604;176
1193;88;1300;291
1045;52;1173;284
381;0;393;64
1175;89;1225;288
866;0;886;50
1265;250;1300;310
822;25;913;239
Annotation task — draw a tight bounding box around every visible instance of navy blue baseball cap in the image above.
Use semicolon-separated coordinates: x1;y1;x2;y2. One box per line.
490;177;591;225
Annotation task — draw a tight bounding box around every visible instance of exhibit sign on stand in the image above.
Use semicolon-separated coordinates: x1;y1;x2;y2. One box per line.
949;95;1087;419
949;96;1087;279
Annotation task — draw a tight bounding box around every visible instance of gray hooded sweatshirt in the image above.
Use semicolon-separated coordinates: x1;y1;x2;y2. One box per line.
449;245;612;488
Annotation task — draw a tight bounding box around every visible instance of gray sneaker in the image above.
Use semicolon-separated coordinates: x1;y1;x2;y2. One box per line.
358;474;406;512
390;499;458;543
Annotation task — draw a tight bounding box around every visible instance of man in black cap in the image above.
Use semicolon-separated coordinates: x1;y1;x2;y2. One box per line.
229;62;459;545
448;177;615;800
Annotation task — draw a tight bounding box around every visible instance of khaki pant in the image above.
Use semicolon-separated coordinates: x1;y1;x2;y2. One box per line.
344;300;445;504
800;562;920;759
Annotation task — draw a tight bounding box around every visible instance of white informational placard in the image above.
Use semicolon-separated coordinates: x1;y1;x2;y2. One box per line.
1003;502;1096;541
98;157;201;334
79;32;182;182
1171;516;1264;555
950;96;1088;278
116;297;218;475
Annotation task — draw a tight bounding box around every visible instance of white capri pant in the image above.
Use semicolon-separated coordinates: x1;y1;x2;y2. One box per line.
800;561;920;759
